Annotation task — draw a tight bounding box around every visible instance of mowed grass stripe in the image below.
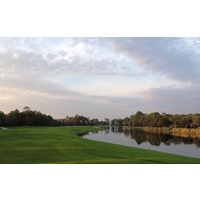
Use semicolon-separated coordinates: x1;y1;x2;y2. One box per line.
0;126;200;164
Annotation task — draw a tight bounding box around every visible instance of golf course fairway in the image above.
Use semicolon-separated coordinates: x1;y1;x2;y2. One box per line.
0;126;200;164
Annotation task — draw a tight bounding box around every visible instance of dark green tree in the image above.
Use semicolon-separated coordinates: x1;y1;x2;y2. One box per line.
5;109;22;126
0;111;5;126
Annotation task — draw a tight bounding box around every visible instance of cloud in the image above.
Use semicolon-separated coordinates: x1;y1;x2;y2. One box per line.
2;37;200;82
1;37;200;119
139;85;200;114
0;38;147;78
110;38;200;84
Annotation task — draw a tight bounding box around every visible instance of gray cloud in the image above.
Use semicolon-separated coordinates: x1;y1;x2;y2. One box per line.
99;84;200;116
1;37;200;119
110;37;200;84
2;37;200;81
140;85;200;114
0;40;141;77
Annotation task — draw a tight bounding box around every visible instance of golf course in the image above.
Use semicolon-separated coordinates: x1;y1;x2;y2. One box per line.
1;126;200;164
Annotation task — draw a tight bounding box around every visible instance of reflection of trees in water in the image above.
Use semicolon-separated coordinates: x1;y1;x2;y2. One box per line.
123;128;200;148
92;130;99;134
124;129;131;137
181;137;193;145
147;134;161;146
124;130;130;137
193;139;200;147
111;126;124;133
130;129;147;145
105;129;109;134
83;127;200;148
129;129;162;146
158;134;172;146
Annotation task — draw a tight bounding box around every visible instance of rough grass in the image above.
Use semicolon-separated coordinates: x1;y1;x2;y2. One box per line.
0;126;200;164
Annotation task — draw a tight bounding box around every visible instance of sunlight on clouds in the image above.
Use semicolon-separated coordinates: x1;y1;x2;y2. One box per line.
0;95;12;100
1;37;200;118
66;73;178;98
22;89;80;100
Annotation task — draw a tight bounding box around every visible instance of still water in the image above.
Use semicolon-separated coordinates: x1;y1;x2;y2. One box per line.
80;127;200;159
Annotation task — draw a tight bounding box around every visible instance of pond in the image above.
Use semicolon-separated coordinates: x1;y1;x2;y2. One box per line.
79;127;200;159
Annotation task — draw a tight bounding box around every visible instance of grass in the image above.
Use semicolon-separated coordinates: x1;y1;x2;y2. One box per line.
0;126;200;164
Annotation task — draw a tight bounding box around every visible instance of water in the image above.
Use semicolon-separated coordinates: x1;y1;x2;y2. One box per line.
80;127;200;159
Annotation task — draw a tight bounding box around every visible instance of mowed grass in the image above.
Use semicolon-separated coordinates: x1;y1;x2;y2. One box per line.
0;126;200;164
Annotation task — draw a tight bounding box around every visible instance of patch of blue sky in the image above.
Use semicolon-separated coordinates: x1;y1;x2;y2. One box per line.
64;75;90;84
48;74;91;87
0;39;6;52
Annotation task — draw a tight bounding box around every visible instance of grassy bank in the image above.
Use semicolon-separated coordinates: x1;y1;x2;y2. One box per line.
0;126;200;164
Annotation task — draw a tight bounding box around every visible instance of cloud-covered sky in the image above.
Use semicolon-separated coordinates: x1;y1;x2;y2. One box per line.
1;37;200;119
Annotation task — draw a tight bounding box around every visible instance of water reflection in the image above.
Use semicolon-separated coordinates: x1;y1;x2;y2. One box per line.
122;127;200;148
79;127;200;148
79;126;200;158
135;129;199;147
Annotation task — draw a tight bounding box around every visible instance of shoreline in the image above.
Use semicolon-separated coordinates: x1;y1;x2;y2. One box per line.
123;126;200;139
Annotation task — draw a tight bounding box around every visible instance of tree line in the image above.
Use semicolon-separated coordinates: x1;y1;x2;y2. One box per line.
111;111;200;128
0;107;58;126
1;108;200;128
0;107;109;127
60;115;109;126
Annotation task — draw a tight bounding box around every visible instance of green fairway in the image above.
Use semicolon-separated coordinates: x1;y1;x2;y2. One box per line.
0;126;200;164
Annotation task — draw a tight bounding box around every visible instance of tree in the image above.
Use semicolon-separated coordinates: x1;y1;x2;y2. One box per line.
21;108;34;126
157;116;171;127
0;111;5;126
172;114;182;128
123;117;130;126
104;118;110;125
148;112;161;127
89;118;99;126
181;115;192;128
68;114;90;125
5;109;22;126
23;106;31;111
131;111;146;127
192;114;200;128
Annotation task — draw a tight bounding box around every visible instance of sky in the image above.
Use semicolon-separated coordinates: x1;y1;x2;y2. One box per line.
1;1;200;198
1;37;200;120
